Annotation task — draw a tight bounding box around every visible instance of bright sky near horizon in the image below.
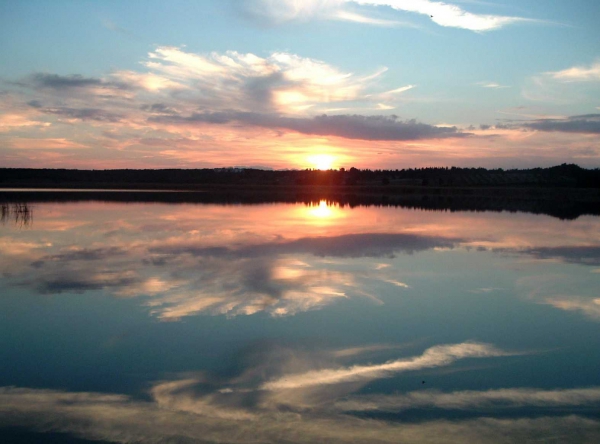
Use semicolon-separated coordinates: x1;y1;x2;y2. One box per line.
0;0;599;170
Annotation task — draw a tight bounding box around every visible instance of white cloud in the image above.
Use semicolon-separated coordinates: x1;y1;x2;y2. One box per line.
143;46;390;114
241;0;345;24
546;61;600;82
353;0;531;31
477;82;510;89
523;59;600;103
384;84;416;94
334;9;410;26
242;0;535;32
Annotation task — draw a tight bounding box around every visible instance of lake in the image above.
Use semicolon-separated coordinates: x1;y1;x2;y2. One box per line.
1;197;599;443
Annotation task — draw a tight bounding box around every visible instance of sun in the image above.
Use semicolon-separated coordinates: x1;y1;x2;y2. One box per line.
308;154;335;170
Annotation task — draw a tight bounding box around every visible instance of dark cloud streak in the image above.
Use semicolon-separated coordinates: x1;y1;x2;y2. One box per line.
27;73;129;91
523;114;600;135
151;111;468;141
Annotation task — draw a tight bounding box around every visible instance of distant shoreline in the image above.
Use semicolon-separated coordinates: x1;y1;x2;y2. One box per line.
2;164;599;220
1;164;599;191
1;184;599;221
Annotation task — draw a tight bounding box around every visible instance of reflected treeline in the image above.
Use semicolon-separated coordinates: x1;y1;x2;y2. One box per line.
0;203;33;227
1;189;599;220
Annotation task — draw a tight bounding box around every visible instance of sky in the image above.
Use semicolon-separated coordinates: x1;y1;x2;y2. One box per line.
0;0;599;170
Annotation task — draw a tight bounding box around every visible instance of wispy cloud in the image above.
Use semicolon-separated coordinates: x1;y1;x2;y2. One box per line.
523;59;600;103
241;0;538;32
477;82;510;89
8;138;89;150
353;0;534;31
13;47;410;118
546;61;600;83
144;47;379;113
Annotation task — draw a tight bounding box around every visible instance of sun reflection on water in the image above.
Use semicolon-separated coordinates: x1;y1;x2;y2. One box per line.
303;200;346;223
312;200;333;218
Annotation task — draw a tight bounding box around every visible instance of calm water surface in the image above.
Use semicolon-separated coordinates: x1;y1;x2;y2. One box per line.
1;200;599;443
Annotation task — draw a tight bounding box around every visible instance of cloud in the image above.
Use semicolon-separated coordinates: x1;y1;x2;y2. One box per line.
152;112;468;141
8;138;89;150
353;0;533;31
477;82;510;89
522;114;600;135
7;46;466;151
0;113;49;132
239;0;345;24
385;85;415;94
261;342;510;390
524;60;600;103
546;61;600;83
334;9;410;26
26;73;129;91
240;0;536;32
28;104;124;123
143;47;392;113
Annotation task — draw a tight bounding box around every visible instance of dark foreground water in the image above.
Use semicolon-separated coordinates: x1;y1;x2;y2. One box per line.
1;199;599;443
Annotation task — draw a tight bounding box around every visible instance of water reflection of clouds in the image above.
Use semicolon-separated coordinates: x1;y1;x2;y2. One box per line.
335;387;600;412
260;343;510;391
152;232;459;259
4;386;599;444
517;274;600;321
522;246;600;266
1;341;599;443
4;231;456;319
1;202;600;321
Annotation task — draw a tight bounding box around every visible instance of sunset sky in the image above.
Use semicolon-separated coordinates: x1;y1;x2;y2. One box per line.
1;0;599;170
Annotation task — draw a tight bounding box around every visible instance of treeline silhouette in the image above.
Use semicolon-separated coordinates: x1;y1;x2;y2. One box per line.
1;163;600;189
